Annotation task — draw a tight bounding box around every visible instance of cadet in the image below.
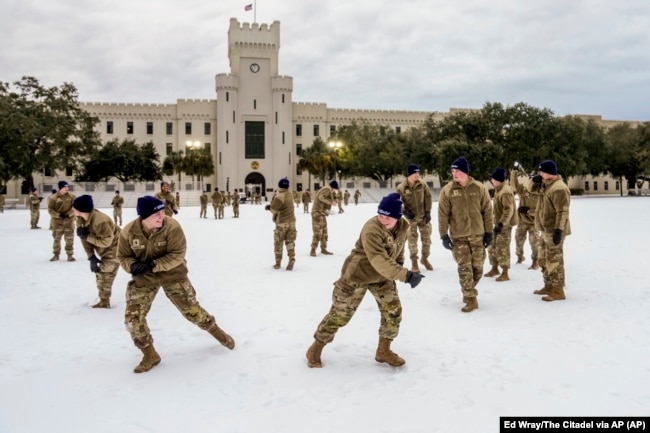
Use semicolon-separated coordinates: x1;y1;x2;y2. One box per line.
438;157;493;313
483;168;518;282
510;165;542;269
29;188;43;229
111;190;124;225
301;189;311;213
231;189;240;218
343;189;350;206
397;163;433;272
48;180;76;262
306;193;424;368
269;178;297;270
73;195;120;308
354;189;361;205
199;191;208;218
534;160;571;302
310;180;338;256
117;196;235;373
211;188;223;219
155;181;178;217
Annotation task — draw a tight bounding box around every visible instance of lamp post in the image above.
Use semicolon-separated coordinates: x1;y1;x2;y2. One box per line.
186;140;201;190
226;177;230;192
328;140;343;184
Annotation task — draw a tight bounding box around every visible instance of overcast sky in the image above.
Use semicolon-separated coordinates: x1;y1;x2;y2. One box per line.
2;0;649;121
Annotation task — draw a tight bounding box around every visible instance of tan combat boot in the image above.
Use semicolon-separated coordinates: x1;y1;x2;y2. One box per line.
495;267;510;282
542;287;566;302
321;249;333;255
516;255;525;264
484;264;499;277
92;298;111;309
528;259;539;270
208;324;235;349
286;252;295;271
375;337;405;367
420;257;433;271
273;256;282;269
134;344;161;373
67;254;76;262
533;285;551;295
411;258;421;273
49;255;59;262
306;339;326;368
310;248;317;257
461;297;479;313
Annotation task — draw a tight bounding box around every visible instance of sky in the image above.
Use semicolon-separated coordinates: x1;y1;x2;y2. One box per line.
0;194;649;432
2;1;650;119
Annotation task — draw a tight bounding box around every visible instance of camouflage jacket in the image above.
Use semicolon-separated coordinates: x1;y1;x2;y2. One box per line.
397;178;432;221
438;177;493;239
339;216;410;285
510;170;540;225
211;191;223;206
117;216;189;286
535;176;571;236
312;186;335;217
270;188;296;224
29;193;42;211
155;191;177;216
77;209;120;260
301;191;311;204
48;192;76;221
111;195;124;209
199;194;208;206
492;183;518;229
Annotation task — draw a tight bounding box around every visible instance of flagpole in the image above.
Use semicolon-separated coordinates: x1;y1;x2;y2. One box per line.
254;0;257;24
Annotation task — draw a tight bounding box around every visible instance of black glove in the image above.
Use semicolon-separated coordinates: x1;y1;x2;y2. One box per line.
483;232;493;248
518;206;529;215
59;212;69;219
173;209;178;215
406;270;425;288
131;261;154;276
553;229;562;245
38;196;43;202
493;222;503;234
265;204;271;211
76;227;89;240
441;234;453;250
396;261;404;267
424;211;431;224
89;255;101;273
403;210;414;220
532;175;543;185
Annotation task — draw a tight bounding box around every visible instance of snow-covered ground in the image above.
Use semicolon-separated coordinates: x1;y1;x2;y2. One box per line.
1;196;648;433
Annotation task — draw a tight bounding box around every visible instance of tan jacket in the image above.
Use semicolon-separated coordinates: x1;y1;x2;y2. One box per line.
312;186;336;217
155;191;177;216
77;209;120;260
270;188;296;224
510;170;541;225
438;177;493;239
397;178;432;221
199;194;208;206
48;191;76;221
117;216;189;286
301;191;311;204
492;183;518;229
29;193;42;211
339;216;410;285
111;195;124;209
535;176;571;235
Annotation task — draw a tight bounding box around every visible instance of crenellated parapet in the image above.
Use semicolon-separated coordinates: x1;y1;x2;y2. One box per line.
228;17;280;45
271;76;293;92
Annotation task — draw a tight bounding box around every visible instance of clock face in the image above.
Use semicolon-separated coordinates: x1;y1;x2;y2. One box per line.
250;63;260;73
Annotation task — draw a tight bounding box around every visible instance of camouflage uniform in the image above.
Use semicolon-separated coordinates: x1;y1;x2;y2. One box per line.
510;170;541;262
343;190;350;206
293;191;300;208
218;192;226;219
0;195;4;213
438;177;493;301
337;190;344;213
312;216;410;344
29;190;42;229
155;190;178;217
211;190;223;219
77;209;121;305
301;190;311;213
231;191;240;218
397;178;433;267
175;192;180;208
310;185;336;255
487;181;518;269
199;193;208;218
48;190;76;260
111;192;124;225
354;190;361;205
270;187;297;269
117;216;229;350
535;175;571;298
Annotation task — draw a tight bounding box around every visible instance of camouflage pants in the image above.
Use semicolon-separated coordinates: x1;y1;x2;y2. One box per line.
407;219;432;259
303;203;309;213
538;232;566;289
310;214;329;251
515;221;539;260
94;259;119;300
113;208;122;225
274;222;297;259
314;278;402;343
218;205;225;219
124;277;216;349
51;219;75;256
213;204;219;218
30;209;40;228
488;226;512;268
451;235;486;298
200;205;207;218
232;205;239;218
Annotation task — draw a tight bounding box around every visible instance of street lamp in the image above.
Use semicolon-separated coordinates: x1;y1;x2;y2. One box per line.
328;140;343;183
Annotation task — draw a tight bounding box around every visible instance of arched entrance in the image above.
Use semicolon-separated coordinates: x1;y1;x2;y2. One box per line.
244;172;266;200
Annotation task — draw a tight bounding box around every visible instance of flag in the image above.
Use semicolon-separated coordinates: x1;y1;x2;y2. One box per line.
244;3;253;11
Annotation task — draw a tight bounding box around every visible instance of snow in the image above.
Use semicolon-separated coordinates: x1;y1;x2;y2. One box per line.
1;196;649;433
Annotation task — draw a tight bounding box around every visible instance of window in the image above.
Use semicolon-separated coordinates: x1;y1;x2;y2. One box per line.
204;123;211;135
127;122;134;134
584;181;589;191
282;94;285;103
330;125;335;134
66;167;73;176
616;181;620;190
296;143;302;156
313;125;319;137
146;122;153;135
226;92;229;102
275;112;278;124
282;131;285;144
185;122;192;135
245;121;265;158
204;143;211;154
254;99;257;110
296;124;302;136
166;122;173;135
593;181;598;191
166;143;173;155
604;181;609;191
396;126;401;134
107;121;113;134
226;131;229;144
233;111;236;123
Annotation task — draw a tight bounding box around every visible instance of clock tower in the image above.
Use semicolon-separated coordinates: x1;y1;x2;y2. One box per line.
215;18;294;198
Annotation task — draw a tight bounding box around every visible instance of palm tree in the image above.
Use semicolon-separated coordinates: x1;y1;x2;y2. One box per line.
163;150;184;183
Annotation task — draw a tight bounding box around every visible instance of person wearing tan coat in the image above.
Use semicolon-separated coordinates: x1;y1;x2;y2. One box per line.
269;178;297;270
484;168;518;282
397;164;433;272
306;193;424;369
